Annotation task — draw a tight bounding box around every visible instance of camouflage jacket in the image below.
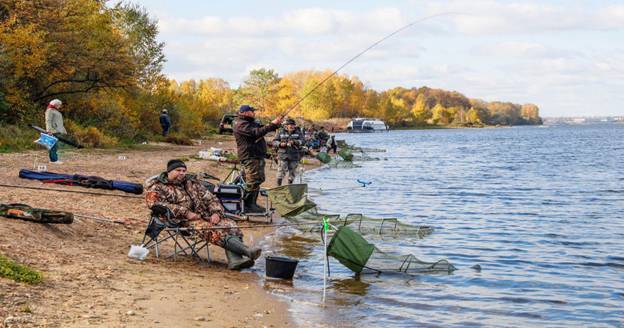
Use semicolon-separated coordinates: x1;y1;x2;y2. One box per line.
145;172;224;222
272;127;304;161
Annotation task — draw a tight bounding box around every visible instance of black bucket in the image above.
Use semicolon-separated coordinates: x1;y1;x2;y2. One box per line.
266;256;299;280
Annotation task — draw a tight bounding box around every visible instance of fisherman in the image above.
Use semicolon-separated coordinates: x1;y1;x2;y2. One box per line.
317;126;330;146
145;159;261;270
309;126;320;150
326;135;338;154
272;118;304;186
45;99;67;164
233;105;282;213
159;109;171;137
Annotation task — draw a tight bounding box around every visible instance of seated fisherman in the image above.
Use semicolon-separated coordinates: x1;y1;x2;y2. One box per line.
145;159;261;270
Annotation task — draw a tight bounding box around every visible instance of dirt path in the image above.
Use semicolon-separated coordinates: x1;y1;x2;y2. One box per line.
0;136;316;327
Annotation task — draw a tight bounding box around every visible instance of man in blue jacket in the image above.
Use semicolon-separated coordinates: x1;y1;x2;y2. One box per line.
160;109;171;136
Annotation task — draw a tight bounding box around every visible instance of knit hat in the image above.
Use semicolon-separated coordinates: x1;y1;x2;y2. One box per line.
166;159;187;172
48;99;62;109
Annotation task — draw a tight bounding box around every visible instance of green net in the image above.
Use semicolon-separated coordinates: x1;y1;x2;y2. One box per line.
315;152;332;164
327;226;375;273
336;140;386;153
266;184;317;217
337;148;354;161
328;226;456;275
266;184;433;237
326;159;361;169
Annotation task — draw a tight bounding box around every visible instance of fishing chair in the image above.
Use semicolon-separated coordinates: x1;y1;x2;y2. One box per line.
141;205;211;263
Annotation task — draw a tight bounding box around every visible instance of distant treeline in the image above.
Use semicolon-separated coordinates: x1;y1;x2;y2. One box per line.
0;1;541;149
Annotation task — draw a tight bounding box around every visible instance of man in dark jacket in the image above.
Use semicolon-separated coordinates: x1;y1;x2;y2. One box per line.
160;109;171;136
233;105;282;213
272;119;304;186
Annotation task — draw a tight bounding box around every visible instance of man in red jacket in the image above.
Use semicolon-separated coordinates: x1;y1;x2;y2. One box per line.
233;105;282;213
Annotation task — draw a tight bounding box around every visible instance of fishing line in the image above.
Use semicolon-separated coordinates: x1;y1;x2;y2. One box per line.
279;11;461;118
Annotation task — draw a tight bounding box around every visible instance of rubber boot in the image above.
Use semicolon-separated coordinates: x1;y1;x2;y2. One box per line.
252;190;266;213
224;248;254;270
244;191;265;213
224;235;261;269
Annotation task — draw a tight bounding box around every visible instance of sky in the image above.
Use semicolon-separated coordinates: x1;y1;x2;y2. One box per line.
117;0;624;117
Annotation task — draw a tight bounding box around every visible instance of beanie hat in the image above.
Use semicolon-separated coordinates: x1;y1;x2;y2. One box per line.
166;159;187;172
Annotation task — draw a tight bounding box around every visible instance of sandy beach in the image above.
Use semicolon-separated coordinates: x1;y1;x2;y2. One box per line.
0;135;317;327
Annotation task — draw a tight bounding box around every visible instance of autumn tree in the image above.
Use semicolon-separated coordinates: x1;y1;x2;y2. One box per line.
0;0;138;123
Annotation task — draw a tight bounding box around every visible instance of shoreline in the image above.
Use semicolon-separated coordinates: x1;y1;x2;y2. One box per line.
0;135;318;327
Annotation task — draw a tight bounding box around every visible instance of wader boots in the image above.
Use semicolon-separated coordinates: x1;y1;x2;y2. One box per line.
244;190;266;213
223;235;262;270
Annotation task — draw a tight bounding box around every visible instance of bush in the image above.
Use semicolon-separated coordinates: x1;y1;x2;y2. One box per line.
0;125;38;153
0;254;43;284
65;121;118;148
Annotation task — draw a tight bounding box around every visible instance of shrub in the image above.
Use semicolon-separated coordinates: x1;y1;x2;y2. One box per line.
65;121;118;148
0;125;38;153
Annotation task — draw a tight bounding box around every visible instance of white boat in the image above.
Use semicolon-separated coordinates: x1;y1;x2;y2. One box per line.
347;118;388;133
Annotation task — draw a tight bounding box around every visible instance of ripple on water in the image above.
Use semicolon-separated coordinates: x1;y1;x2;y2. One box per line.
269;125;624;327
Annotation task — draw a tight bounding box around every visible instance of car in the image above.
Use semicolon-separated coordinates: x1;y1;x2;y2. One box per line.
218;114;238;134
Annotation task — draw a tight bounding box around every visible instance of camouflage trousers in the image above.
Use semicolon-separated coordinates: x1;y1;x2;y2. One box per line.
277;159;299;183
190;216;242;247
241;158;265;192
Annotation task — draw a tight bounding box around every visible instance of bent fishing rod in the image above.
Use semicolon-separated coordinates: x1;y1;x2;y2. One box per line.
276;12;460;119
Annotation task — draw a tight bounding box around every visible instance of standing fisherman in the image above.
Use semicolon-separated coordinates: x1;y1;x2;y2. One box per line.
45;99;67;164
160;109;171;137
272;119;304;186
233;105;282;213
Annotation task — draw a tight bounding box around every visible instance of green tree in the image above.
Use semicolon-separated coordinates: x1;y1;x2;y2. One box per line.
237;68;281;113
112;2;166;92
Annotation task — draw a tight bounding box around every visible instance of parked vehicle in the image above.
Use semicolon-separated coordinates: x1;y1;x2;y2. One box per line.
218;114;238;134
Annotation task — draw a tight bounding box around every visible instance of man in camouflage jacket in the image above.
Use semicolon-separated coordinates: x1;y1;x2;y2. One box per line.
272;118;304;186
145;159;261;270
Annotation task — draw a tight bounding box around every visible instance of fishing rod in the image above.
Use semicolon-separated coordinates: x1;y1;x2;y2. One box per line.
277;12;460;119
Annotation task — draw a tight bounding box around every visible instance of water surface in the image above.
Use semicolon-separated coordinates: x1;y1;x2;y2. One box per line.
258;124;624;327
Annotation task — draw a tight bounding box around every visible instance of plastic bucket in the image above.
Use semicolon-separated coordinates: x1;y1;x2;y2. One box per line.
266;256;299;280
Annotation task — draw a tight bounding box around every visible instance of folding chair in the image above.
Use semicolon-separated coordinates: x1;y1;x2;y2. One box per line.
141;205;211;263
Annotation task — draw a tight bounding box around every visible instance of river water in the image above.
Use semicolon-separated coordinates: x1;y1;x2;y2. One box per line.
257;124;624;327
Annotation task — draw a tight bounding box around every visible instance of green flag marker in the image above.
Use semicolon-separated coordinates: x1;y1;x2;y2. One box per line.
322;216;329;232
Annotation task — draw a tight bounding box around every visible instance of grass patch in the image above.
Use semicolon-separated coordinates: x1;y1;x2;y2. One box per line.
0;254;43;284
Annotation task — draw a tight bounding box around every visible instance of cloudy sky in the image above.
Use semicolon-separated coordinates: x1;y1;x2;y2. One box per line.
122;0;624;117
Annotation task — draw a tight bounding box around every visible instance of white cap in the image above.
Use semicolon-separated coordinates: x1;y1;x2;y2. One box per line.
49;99;62;108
